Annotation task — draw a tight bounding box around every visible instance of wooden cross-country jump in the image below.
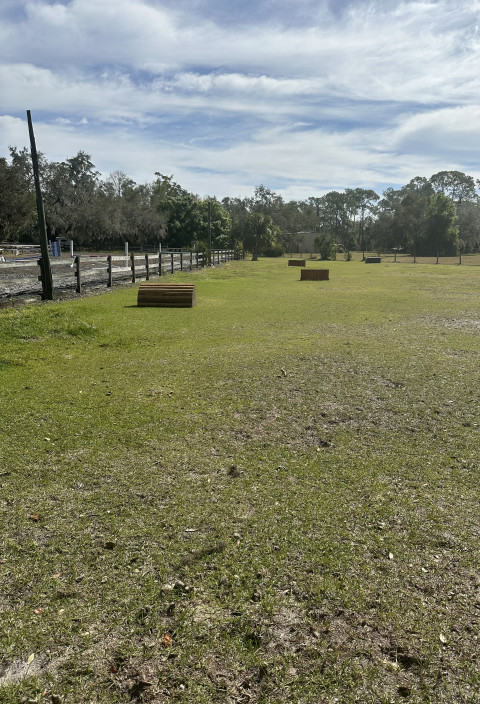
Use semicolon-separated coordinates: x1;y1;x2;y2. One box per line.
137;283;196;307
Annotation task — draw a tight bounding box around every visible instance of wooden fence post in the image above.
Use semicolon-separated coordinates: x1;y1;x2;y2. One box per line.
131;253;136;283
196;251;199;269
180;252;183;271
75;255;82;293
107;255;113;287
159;252;162;277
145;253;150;280
190;251;193;270
27;111;53;300
171;252;174;274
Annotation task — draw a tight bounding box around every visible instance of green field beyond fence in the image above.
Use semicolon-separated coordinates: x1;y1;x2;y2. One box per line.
0;259;479;703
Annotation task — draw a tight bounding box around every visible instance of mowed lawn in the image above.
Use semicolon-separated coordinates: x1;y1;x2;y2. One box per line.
0;258;479;703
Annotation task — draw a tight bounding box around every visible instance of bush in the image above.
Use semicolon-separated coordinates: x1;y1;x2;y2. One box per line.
261;244;284;257
313;234;336;260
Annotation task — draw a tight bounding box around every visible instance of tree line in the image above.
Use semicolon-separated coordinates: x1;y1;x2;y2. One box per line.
1;146;479;257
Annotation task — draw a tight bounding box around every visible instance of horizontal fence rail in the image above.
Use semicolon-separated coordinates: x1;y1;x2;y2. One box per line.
0;249;240;301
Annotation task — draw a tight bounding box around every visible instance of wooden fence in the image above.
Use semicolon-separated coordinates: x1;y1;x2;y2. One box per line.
51;250;236;295
0;249;239;300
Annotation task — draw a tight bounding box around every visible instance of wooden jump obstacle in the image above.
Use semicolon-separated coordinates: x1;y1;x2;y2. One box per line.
300;269;329;281
288;259;306;267
365;256;381;263
137;282;196;307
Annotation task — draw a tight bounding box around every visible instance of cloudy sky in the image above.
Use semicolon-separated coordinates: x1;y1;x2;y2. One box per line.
1;0;480;200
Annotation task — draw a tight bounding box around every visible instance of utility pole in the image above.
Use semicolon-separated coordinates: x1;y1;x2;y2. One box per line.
208;199;212;265
27;110;53;300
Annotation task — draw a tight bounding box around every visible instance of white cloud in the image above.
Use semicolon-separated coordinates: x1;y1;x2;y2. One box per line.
1;0;480;198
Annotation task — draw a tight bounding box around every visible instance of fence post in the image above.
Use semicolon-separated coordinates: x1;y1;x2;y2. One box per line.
145;253;150;280
159;252;162;277
190;251;193;270
171;252;174;274
107;255;112;287
75;255;82;293
180;252;183;271
196;251;199;269
131;253;136;283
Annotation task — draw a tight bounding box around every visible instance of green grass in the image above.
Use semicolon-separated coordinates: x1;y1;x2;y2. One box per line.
0;258;479;703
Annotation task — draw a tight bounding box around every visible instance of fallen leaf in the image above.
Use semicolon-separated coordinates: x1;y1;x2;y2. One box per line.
162;633;173;647
27;653;35;665
29;514;41;522
184;528;198;533
439;633;447;643
52;572;62;579
388;552;394;560
34;608;44;615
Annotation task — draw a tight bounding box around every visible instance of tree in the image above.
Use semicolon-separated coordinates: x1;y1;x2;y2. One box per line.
242;212;278;260
456;201;480;252
42;151;100;245
313;233;336;260
429;171;477;205
421;192;458;256
0;152;36;241
197;199;232;251
396;190;429;256
345;188;379;254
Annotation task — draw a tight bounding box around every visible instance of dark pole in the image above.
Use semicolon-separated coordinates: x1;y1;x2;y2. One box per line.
27;110;53;300
208;200;212;265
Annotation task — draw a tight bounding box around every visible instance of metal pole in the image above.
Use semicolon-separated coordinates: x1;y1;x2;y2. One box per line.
27;110;53;300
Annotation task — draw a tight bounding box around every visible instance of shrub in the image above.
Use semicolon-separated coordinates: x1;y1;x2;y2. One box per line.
262;244;284;257
313;234;336;260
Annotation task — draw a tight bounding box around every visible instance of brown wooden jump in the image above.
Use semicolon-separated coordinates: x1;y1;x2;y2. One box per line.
288;259;306;266
300;269;329;281
365;257;381;263
137;282;196;307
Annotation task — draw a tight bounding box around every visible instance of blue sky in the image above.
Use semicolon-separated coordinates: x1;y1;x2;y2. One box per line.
1;0;480;200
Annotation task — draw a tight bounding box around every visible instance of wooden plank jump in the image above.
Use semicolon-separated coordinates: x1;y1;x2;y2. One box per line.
137;283;196;307
300;269;329;281
288;259;306;267
365;256;381;263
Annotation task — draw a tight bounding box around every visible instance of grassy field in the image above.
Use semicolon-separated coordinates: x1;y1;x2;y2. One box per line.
0;258;479;703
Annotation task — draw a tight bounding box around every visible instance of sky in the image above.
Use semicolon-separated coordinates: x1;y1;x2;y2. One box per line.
1;0;480;201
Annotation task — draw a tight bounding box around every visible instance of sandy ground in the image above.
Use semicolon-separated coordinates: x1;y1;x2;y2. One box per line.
0;255;145;304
